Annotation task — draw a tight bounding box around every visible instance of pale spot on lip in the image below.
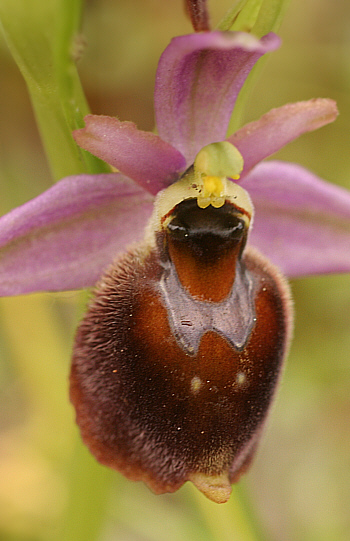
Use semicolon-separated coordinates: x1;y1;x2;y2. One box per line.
190;375;203;394
236;371;247;386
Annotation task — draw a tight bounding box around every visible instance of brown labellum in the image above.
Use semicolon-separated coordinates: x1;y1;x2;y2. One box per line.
70;192;292;503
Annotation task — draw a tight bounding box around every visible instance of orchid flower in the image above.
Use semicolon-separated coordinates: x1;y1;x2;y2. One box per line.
1;30;350;504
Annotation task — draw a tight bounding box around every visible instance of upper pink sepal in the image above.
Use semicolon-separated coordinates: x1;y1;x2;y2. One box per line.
154;31;281;164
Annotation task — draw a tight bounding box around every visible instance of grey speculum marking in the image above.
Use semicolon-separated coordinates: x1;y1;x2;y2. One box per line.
159;262;256;356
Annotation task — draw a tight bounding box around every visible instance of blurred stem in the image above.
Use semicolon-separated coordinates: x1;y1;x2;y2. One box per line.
191;483;267;541
0;292;114;541
54;290;114;541
58;436;114;541
0;0;108;180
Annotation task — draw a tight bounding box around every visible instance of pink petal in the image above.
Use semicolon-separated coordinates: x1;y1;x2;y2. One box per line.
229;99;338;175
73;116;186;195
243;161;350;277
0;174;153;295
154;31;280;164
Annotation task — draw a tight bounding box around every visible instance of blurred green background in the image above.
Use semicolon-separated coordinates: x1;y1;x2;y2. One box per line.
1;0;350;540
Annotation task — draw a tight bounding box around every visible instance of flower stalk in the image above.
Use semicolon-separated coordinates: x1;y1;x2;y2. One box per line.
185;0;211;31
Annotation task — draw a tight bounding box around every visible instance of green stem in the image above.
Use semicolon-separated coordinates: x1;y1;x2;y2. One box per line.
0;0;108;180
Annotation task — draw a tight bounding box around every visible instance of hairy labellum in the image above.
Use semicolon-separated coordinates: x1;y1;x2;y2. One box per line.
70;144;293;503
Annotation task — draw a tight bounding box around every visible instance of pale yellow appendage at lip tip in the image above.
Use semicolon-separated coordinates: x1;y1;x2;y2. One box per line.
189;471;232;503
